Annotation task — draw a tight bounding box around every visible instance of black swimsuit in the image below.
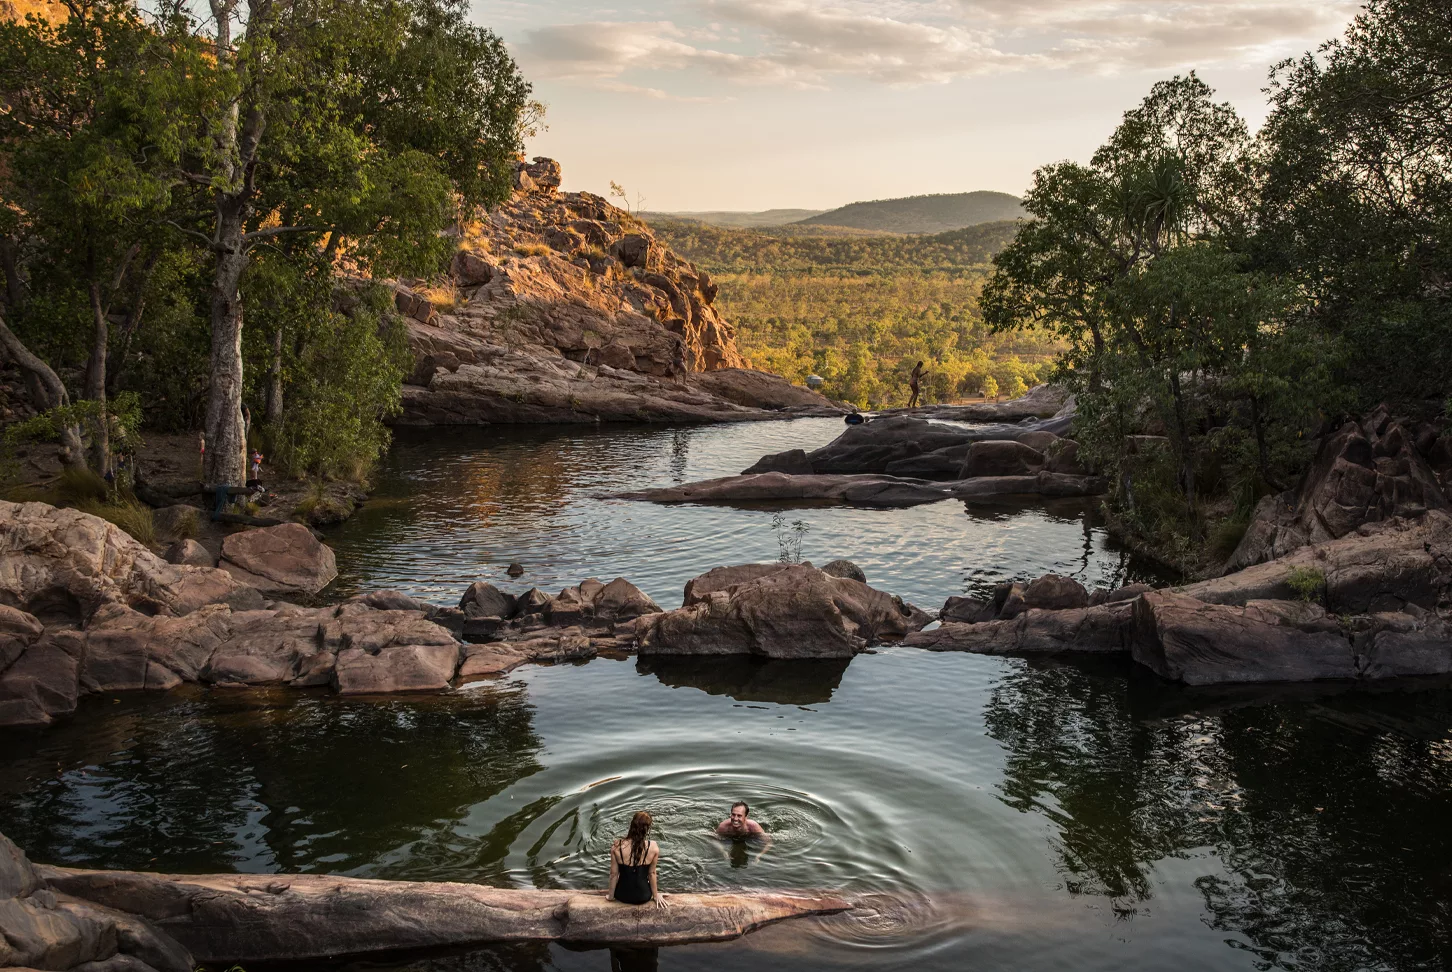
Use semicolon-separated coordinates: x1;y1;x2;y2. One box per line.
614;841;653;905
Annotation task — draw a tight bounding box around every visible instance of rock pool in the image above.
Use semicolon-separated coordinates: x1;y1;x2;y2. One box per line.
3;420;1450;971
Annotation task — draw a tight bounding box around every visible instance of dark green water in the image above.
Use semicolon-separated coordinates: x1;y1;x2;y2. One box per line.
3;420;1452;971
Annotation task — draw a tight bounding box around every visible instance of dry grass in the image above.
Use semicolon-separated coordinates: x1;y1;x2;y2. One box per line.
514;243;551;258
417;284;458;313
73;497;157;546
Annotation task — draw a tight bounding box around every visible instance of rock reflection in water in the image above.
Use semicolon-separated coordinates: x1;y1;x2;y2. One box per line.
0;684;544;879
986;654;1452;970
634;655;852;706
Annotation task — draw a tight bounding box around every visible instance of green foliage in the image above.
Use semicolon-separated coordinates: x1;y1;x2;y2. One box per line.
0;0;532;484
261;281;412;480
1287;566;1326;602
771;511;809;564
650;220;1054;408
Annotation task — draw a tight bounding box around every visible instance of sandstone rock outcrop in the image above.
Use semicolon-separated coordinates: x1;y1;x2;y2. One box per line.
219;522;338;596
394;158;839;425
635;564;928;658
908;514;1452;687
36;863;849;961
1227;405;1450;571
0;500;260;624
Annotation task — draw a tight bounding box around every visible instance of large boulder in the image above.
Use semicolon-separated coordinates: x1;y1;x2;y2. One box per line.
1227;406;1450;570
333;642;460;695
0;500;257;622
1131;592;1358;685
220;523;338;597
637;564;927;658
960;440;1045;478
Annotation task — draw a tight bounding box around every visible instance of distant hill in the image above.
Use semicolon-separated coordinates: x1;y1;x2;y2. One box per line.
639;209;827;229
649;219;1022;273
794;191;1024;234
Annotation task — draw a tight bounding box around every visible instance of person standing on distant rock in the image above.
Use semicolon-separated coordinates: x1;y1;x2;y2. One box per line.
607;811;667;909
908;361;928;409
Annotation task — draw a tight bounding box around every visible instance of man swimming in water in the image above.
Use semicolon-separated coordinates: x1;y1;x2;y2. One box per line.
717;801;770;841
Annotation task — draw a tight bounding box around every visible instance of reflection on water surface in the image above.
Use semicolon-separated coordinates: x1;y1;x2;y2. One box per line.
3;421;1451;971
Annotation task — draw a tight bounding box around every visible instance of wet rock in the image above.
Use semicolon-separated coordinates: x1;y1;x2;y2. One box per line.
332;642;460;695
820;559;866;583
961;440;1045;478
742;448;814;475
1228;407;1450;570
906;602;1135;655
1131;592;1357;685
638;564;927;658
458;628;593;678
940;595;994;624
162;539;212;568
507;563;525;578
1019;574;1088;612
0;830;193;972
220;523;338;597
459;581;516;620
1089;583;1152;606
37;865;848;961
0;631;82;726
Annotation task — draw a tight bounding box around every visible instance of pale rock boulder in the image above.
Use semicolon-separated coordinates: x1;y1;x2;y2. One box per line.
219;523;338;596
332;642;460;695
0;500;258;621
638;564;927;658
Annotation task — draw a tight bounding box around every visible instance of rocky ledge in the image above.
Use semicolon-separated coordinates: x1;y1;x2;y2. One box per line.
613;470;1107;508
0;830;848;971
394;157;842;425
907;511;1452;686
614;407;1105;507
0;500;928;728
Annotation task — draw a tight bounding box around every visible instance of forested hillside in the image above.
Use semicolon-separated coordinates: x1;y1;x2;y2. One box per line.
649;219;1054;408
639;208;826;228
795;191;1024;233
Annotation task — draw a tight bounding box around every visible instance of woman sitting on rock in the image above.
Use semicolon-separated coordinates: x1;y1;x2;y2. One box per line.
607;811;667;909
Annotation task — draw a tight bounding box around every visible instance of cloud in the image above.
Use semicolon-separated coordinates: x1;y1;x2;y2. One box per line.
514;0;1357;93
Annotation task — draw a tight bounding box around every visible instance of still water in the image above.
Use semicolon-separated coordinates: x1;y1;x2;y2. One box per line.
3;420;1451;972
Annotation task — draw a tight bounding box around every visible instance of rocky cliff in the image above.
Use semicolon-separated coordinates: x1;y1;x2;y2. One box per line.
394;158;838;425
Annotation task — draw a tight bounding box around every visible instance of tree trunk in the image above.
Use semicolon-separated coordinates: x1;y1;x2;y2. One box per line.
107;251;159;395
204;207;249;486
0;312;84;463
265;326;283;423
1168;368;1195;517
86;280;110;475
1249;395;1284;492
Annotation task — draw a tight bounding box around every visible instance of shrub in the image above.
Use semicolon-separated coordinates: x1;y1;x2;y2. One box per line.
1287;566;1326;602
57;466;109;503
1207;516;1250;561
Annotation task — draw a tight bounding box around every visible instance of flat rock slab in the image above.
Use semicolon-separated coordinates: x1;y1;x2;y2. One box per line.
613;471;1105;508
37;867;849;962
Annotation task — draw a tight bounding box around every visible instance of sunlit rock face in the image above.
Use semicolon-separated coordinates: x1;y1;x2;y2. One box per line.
393;157;840;425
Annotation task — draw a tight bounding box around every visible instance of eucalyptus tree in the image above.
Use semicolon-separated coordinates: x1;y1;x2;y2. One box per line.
170;0;530;485
0;0;207;471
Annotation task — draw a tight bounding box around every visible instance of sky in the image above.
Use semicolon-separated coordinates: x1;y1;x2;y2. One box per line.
472;0;1361;212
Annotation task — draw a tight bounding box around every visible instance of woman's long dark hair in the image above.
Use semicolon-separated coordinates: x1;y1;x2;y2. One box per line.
623;811;653;866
